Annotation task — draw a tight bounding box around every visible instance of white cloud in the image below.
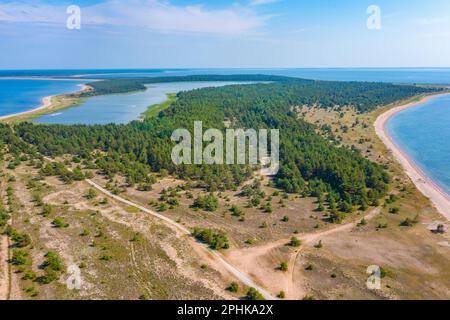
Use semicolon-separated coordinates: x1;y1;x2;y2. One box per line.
0;0;268;35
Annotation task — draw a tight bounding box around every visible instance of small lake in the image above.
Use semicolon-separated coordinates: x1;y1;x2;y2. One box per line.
35;81;255;125
387;94;450;195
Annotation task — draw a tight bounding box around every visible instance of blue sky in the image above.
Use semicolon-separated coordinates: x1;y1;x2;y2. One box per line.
1;0;450;69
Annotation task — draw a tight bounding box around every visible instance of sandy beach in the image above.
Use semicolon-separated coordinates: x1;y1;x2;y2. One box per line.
375;93;450;220
0;95;56;122
0;84;92;122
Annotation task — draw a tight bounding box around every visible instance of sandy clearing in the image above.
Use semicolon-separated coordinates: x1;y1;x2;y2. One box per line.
225;208;380;299
374;93;450;220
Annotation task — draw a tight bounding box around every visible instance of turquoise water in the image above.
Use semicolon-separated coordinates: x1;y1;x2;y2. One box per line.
0;79;86;117
35;82;256;125
387;94;450;195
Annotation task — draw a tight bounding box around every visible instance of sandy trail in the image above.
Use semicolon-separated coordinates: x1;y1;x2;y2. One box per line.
0;174;11;300
375;93;450;220
225;208;380;299
82;177;276;300
42;157;276;299
0;235;10;300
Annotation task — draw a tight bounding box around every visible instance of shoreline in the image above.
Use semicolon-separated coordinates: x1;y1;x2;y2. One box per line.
0;84;92;122
375;92;450;220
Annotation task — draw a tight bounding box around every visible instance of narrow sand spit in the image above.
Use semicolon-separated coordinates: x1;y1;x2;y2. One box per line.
0;84;92;122
0;95;54;121
375;93;450;220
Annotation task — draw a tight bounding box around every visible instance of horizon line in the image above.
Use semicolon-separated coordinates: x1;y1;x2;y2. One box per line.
2;67;450;72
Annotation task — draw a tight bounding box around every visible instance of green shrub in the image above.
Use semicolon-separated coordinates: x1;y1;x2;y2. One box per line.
85;188;97;200
279;262;288;272
192;228;229;250
230;205;243;217
51;218;69;228
11;249;28;265
41;251;64;272
389;207;400;214
100;255;113;261
400;216;419;227
8;229;31;248
246;287;265;300
192;194;219;212
227;282;239;293
289;237;301;247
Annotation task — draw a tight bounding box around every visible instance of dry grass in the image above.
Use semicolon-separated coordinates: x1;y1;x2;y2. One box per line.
2;161;230;300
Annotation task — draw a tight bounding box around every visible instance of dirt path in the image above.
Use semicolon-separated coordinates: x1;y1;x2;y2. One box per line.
82;178;276;300
301;208;380;244
225;208;380;299
0;174;11;300
0;235;10;300
86;175;379;300
43;154;381;300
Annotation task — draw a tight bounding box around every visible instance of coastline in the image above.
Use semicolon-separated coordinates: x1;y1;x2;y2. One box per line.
0;84;92;123
375;92;450;220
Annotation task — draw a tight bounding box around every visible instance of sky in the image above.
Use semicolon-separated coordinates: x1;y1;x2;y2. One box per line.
1;0;450;69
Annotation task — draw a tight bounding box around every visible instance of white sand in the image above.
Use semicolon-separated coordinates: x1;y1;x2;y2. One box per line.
375;93;450;220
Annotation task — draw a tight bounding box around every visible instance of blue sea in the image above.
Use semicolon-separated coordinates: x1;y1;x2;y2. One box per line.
1;68;450;84
0;79;86;117
387;94;450;195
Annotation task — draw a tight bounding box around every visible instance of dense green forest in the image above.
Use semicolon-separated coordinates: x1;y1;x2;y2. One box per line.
83;75;292;96
84;75;436;113
5;75;440;212
0;125;31;156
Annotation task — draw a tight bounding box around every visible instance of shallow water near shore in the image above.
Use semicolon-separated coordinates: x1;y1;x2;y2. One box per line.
34;81;256;125
387;94;450;195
